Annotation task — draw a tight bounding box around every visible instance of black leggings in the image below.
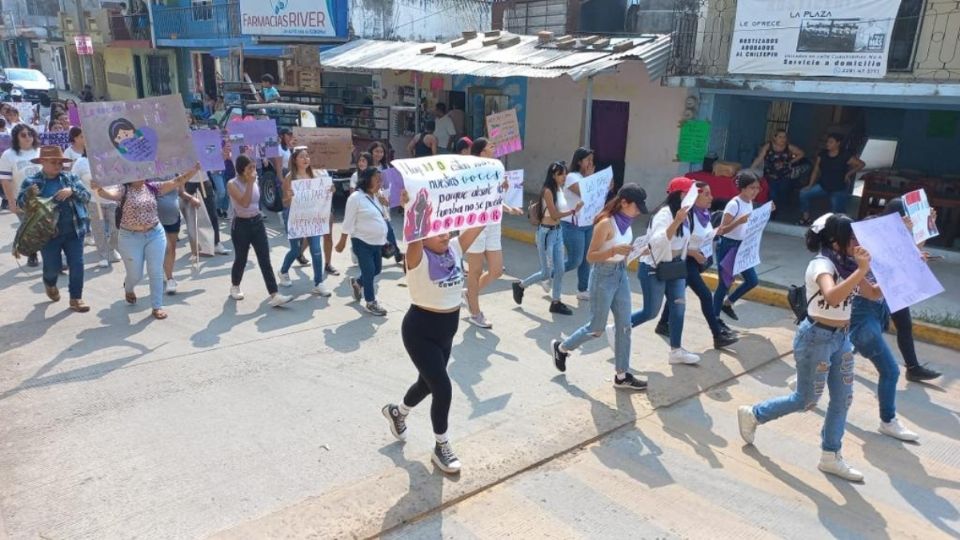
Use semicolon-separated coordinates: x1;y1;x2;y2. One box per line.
231;216;278;294
402;305;460;435
890;307;920;369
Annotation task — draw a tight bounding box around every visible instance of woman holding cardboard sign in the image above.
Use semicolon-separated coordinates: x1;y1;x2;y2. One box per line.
464;138;524;329
278;147;332;297
382;187;486;474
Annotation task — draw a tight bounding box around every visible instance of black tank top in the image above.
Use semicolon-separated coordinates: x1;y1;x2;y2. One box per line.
413;133;432;157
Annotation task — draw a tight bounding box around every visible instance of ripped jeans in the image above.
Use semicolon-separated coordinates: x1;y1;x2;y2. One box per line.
752;319;854;452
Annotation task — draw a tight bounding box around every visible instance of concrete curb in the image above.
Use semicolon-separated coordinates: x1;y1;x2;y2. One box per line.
502;225;960;352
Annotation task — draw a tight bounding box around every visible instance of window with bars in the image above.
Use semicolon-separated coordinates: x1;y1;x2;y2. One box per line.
147;55;173;96
192;0;213;21
27;0;59;16
887;0;925;72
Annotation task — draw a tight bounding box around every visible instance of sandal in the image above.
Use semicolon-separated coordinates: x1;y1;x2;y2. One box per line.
125;291;137;304
152;309;168;320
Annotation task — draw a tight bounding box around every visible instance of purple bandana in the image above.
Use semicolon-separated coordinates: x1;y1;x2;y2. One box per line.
692;206;711;228
613;212;633;234
821;248;859;279
425;248;460;282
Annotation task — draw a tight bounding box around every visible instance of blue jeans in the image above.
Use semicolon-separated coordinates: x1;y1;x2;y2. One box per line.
631;261;686;349
768;178;792;215
41;230;85;300
562;221;593;292
351;238;383;302
280;209;325;285
850;297;899;423
713;237;759;315
210;172;229;212
658;258;722;338
753;319;854;452
520;225;563;301
561;261;632;372
119;224;168;310
799;184;850;215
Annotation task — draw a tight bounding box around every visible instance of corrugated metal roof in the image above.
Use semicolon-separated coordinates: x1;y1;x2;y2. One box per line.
319;33;673;82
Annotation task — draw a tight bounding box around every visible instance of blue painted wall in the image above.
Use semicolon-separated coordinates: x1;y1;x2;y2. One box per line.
451;76;527;141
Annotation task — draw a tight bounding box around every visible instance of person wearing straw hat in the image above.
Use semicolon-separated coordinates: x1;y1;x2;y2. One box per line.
17;145;93;312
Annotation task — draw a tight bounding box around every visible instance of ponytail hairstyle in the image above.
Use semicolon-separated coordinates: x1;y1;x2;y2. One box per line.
735;168;761;191
805;213;855;254
594;183;648;225
453;137;473;155
286;147;315;180
235;154;255;177
356;167;380;194
470;137;490;157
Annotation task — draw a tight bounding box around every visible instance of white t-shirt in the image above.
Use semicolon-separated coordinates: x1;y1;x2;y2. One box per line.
722;196;753;241
0;147;41;201
280;146;291;171
408;239;465;311
342;190;388;245
689;213;716;259
805;256;853;322
434;115;457;150
643;206;690;266
561;172;584;225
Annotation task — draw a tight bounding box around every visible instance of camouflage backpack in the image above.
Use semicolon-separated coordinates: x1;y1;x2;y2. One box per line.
13;189;59;259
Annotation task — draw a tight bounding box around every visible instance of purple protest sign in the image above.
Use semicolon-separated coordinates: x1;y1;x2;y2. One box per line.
68;102;81;127
381;167;404;208
227;119;280;159
0;134;10;154
192;129;225;171
40;131;71;149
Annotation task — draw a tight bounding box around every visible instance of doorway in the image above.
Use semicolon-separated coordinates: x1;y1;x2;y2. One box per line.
132;55;146;98
590;100;630;191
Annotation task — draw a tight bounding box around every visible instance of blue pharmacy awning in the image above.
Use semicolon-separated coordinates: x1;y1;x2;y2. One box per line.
208;45;293;59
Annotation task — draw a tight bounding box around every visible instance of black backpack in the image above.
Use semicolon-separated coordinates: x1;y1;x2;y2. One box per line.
787;285;816;325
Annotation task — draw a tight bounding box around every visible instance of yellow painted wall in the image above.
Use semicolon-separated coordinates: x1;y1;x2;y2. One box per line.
103;48;138;101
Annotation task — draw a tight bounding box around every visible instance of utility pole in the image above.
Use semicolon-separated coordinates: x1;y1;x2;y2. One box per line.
73;0;95;91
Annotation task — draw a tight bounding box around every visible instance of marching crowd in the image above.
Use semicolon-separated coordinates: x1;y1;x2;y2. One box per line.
0;103;945;480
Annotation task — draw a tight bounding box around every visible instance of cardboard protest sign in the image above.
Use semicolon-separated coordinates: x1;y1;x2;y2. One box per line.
733;202;772;275
192;129;226;172
181;194;216;256
78;95;198;186
504;170;524;208
626;234;650;264
68;102;81;127
39;131;71;149
852;213;944;312
5;102;36;124
293;127;353;170
381;167;404;208
681;184;699;209
902;189;939;244
394;155;505;242
695;228;717;259
287;172;334;238
575;167;614;225
485;109;522;158
226;119;279;158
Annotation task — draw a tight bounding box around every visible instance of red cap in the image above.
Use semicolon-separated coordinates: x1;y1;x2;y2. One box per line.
666;176;694;195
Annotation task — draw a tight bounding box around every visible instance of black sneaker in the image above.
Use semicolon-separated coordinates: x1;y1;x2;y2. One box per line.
433;441;462;474
905;364;941;382
551;339;568;373
714;333;739;349
721;303;739;321
349;277;363;302
325;264;341;276
394;252;405;265
297;254;309;266
511;280;524;305
549;301;573;315
381;404;407;441
654;322;669;337
27;254;39;267
613;372;648;391
0;199;8;210
717;319;736;335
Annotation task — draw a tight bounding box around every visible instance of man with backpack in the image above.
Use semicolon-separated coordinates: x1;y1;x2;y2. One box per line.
16;146;92;313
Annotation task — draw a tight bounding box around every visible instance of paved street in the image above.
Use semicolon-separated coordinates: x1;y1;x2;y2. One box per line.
0;209;957;539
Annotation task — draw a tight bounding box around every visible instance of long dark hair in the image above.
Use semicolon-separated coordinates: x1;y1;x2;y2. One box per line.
69;126;83;143
368;141;390;169
470;137;490;157
570;147;594;174
805;213;855;254
540;161;567;219
356;167;380;194
735;169;761;191
595;183;647;225
10;124;38;154
355;151;373;173
286;147;315;180
651;191;688;237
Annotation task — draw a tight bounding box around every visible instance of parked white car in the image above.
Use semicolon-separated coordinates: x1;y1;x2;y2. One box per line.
0;68;54;103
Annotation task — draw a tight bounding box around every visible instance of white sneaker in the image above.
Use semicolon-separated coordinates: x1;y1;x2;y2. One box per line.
576;291;590;301
879;418;919;442
97;258;109;269
668;348;701;365
230;286;244;300
787;375;798;392
268;293;293;307
165;278;178;295
278;272;292;287
539;280;550;294
818;451;864;482
737;405;758;444
84;235;95;246
215;242;230;255
108;249;122;263
604;323;616;351
311;282;332;297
